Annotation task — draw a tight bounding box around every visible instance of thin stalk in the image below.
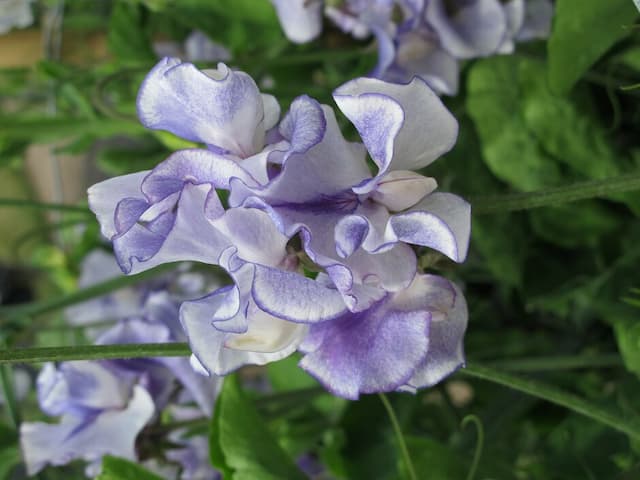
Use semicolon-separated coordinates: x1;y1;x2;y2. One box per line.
461;364;640;441
0;263;176;320
0;343;190;364
0;364;20;428
269;47;373;66
482;353;623;372
461;415;484;480
378;393;418;480
0;198;92;214
471;172;640;214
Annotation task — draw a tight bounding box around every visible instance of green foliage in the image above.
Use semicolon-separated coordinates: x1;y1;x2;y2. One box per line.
108;1;156;63
210;376;306;480
98;456;164;480
548;0;639;94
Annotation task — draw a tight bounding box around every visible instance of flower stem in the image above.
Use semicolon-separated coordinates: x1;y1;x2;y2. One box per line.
378;393;418;480
481;353;623;372
0;198;92;214
0;263;176;321
461;415;484;480
0;364;20;428
0;343;190;364
461;364;640;441
471;171;640;214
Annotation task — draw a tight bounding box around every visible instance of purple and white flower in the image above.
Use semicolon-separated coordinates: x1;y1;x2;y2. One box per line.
20;361;154;476
88;58;471;399
271;0;553;95
231;75;469;311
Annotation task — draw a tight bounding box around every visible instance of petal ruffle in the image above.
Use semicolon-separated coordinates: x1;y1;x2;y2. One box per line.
299;297;431;400
21;385;154;476
333;76;458;181
426;0;506;59
401;276;468;390
137;58;267;158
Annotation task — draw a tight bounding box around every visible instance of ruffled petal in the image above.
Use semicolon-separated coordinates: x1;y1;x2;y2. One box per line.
426;0;506;59
114;183;231;274
333;76;458;180
401;276;468;391
299;297;430;400
180;280;307;375
137;58;266;157
88;171;149;239
252;264;349;322
271;0;323;43
20;385;154;476
235;97;370;205
141;149;258;205
391;29;460;95
37;362;131;417
389;192;471;262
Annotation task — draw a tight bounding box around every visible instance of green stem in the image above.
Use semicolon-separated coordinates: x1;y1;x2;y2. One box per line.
482;353;623;372
0;198;91;214
461;364;640;441
471;172;640;214
378;393;418;480
461;415;484;480
268;47;373;66
0;364;20;428
0;343;190;364
1;263;176;320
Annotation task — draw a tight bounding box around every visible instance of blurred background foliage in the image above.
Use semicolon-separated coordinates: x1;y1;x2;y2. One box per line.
1;0;640;478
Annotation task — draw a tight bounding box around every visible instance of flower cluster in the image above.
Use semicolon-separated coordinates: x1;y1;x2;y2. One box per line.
20;251;221;478
272;0;553;95
87;57;470;401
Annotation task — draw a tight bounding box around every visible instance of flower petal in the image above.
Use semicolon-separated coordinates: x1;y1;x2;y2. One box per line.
114;183;230;274
88;171;149;239
389;192;471;262
137;58;266;157
333;76;458;181
21;385;154;475
401;276;468;390
299;298;430;400
271;0;323;44
426;0;506;59
251;265;349;323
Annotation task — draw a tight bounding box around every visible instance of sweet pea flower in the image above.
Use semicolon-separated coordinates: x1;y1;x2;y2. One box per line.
89;61;349;376
88;58;470;399
95;291;221;416
299;273;467;398
20;361;154;476
231;76;469;312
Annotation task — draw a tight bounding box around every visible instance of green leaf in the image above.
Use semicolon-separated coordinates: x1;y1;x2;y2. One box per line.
466;56;563;191
529;201;620;248
97;456;164;480
404;436;467;480
0;446;20;480
548;0;638;94
210;376;306;480
108;1;156;63
613;311;640;377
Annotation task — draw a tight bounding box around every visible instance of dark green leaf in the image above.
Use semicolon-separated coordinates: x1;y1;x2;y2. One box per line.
548;0;638;94
97;456;164;480
108;1;156;63
210;376;306;480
